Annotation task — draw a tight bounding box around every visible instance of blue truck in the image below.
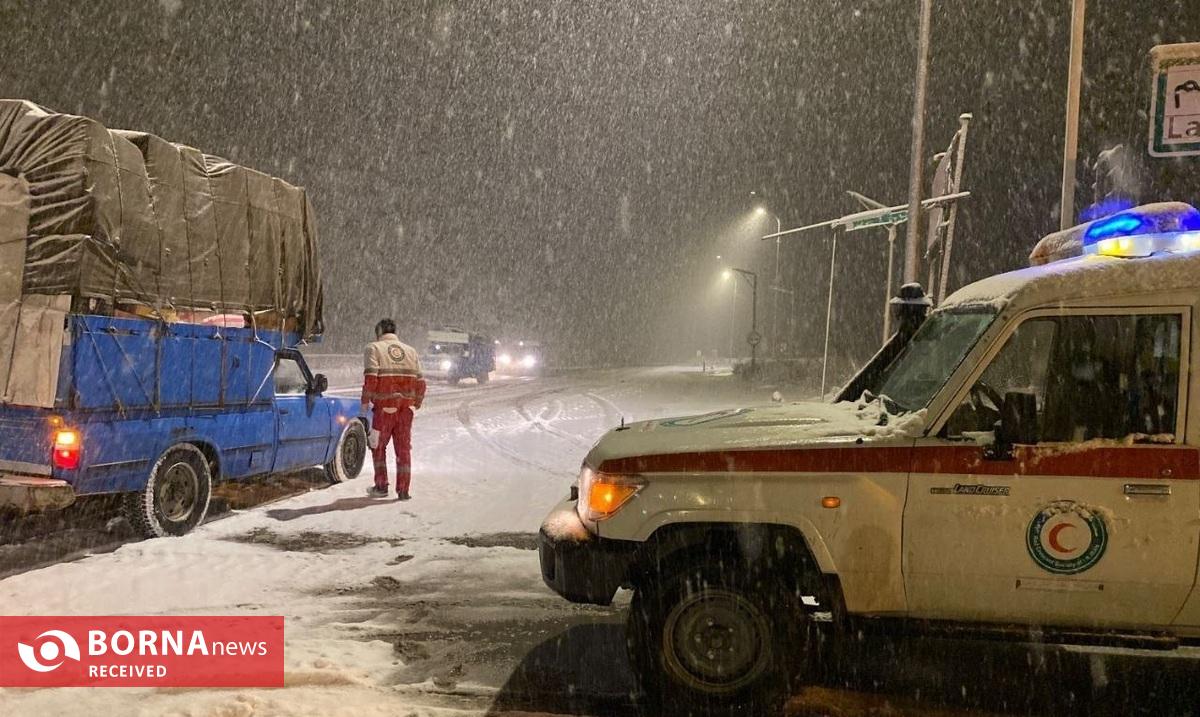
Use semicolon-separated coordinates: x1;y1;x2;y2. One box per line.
0;316;367;537
0;100;366;536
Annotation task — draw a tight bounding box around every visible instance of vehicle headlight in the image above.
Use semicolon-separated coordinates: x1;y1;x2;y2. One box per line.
498;353;512;366
522;355;537;368
439;359;453;372
577;465;644;522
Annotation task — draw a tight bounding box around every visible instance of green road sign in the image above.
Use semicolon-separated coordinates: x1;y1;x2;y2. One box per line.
1150;43;1200;158
845;209;908;232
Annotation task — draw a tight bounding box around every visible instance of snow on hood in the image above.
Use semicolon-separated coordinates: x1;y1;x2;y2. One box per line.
586;399;926;467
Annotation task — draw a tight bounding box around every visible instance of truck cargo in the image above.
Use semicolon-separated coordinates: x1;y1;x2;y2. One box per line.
0;101;363;536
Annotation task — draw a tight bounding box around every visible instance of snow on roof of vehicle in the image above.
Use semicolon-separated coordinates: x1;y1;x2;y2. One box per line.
943;202;1200;314
940;202;1200;314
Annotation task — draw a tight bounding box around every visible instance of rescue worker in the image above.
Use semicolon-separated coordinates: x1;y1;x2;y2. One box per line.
362;319;426;500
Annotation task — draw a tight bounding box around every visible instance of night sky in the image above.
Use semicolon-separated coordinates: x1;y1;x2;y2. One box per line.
2;0;1198;369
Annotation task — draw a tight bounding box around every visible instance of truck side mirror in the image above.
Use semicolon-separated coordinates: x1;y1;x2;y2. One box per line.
987;391;1037;459
310;373;329;395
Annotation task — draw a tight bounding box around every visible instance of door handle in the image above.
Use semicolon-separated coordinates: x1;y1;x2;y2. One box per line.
279;409;290;415
1124;483;1171;497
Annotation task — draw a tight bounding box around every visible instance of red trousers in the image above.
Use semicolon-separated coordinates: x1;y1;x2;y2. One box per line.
372;407;413;492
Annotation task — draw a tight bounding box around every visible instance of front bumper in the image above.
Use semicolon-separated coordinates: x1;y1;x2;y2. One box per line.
0;475;76;513
538;498;639;605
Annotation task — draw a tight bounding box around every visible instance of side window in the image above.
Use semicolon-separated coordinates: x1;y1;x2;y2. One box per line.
1042;314;1181;442
945;319;1056;438
947;313;1183;443
274;357;308;396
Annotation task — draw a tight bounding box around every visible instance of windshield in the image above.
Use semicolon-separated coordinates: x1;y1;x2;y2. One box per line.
871;310;995;413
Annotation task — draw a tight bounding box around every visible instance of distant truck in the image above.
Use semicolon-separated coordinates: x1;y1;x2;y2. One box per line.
0;100;366;537
420;328;496;385
540;203;1200;714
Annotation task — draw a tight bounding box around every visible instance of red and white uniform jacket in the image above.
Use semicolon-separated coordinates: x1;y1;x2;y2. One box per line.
362;333;426;411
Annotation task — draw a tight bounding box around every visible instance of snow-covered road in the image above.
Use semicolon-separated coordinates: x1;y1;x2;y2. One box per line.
1;366;1197;717
0;365;774;717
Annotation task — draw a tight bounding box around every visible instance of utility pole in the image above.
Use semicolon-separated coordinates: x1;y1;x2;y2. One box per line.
727;279;737;360
769;213;781;354
1059;0;1087;230
820;236;838;398
904;0;934;283
882;224;898;342
731;268;760;372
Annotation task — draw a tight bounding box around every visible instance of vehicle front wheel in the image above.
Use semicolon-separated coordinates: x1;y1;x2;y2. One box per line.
325;419;367;483
628;561;805;716
123;444;213;538
476;370;490;384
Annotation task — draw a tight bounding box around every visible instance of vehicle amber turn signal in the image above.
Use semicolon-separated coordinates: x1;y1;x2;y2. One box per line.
52;429;81;470
821;496;842;509
586;478;642;520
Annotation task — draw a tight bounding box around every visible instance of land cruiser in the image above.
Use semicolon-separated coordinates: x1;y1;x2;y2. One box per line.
539;202;1200;713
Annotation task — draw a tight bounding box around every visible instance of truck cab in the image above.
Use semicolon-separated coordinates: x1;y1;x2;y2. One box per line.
420;328;496;385
538;203;1200;714
0;316;368;538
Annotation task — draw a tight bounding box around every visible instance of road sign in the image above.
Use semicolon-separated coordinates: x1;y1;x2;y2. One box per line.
746;331;762;347
843;208;908;232
1149;43;1200;158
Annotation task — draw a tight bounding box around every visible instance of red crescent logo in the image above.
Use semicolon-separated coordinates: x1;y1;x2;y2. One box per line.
1048;523;1075;554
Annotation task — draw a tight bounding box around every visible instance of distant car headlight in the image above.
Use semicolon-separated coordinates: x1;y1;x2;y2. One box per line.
522;355;537;369
439;359;453;372
498;353;512;366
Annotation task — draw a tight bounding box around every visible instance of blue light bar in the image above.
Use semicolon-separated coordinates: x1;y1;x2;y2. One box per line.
1082;204;1200;249
1083;213;1150;244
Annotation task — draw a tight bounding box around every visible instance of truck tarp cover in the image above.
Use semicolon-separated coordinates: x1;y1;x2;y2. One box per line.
0;99;324;336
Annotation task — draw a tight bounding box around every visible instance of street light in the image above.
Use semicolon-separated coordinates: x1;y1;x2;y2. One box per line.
751;194;784;356
722;267;760;372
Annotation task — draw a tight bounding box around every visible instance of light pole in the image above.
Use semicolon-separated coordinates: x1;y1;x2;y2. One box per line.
754;204;783;355
1060;0;1087;230
722;269;736;360
727;267;759;372
904;0;934;284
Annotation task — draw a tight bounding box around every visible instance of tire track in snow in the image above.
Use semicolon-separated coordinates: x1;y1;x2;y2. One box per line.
513;391;593;450
583;391;623;427
455;397;570;477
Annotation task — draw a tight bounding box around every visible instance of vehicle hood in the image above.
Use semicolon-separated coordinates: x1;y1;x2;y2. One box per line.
586;400;926;471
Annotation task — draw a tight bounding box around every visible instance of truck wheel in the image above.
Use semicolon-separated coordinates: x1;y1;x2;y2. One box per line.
448;375;460;386
325;420;367;483
123;445;212;538
476;371;490;384
628;562;804;716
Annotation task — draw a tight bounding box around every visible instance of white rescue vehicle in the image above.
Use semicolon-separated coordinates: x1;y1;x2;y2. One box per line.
539;203;1200;714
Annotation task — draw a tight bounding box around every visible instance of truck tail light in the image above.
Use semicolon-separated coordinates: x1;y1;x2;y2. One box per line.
52;429;81;470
